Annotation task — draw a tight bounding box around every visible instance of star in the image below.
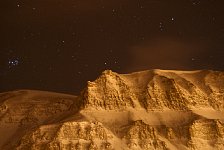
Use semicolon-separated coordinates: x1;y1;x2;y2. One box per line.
112;9;117;16
8;58;20;68
159;22;165;31
0;0;223;94
191;0;201;5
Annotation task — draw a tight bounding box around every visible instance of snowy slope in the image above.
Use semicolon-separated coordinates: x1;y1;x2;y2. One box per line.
0;69;224;149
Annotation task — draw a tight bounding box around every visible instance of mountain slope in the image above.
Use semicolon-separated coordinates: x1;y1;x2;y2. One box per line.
82;70;224;111
0;69;224;150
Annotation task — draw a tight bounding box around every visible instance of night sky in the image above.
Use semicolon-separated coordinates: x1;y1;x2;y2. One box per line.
0;0;224;94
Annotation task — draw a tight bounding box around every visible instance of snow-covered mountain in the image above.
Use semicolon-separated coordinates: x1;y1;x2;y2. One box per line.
0;69;224;149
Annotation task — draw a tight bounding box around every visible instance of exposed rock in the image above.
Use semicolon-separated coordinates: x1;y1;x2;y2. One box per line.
0;69;224;149
124;120;168;149
16;121;115;150
82;70;136;110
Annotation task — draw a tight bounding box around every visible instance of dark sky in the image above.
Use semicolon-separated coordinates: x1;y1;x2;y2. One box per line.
0;0;224;94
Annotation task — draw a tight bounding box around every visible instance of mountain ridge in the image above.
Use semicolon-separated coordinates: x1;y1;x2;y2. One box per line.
0;69;224;149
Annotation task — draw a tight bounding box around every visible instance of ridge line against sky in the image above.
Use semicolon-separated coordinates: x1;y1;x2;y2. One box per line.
0;0;224;94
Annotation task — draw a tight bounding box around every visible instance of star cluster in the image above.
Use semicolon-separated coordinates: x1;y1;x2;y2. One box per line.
0;0;224;94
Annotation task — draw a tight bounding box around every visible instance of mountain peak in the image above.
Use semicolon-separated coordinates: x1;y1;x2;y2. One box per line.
0;69;224;149
102;69;116;75
82;69;224;111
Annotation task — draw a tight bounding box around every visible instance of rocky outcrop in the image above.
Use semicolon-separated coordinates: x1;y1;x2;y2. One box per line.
188;119;224;149
16;121;115;150
0;90;79;125
82;70;136;110
81;70;224;111
124;120;168;149
0;69;224;150
0;90;79;149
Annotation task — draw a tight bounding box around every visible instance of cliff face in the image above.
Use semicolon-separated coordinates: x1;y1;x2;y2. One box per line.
82;70;136;110
0;69;224;150
82;70;224;111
